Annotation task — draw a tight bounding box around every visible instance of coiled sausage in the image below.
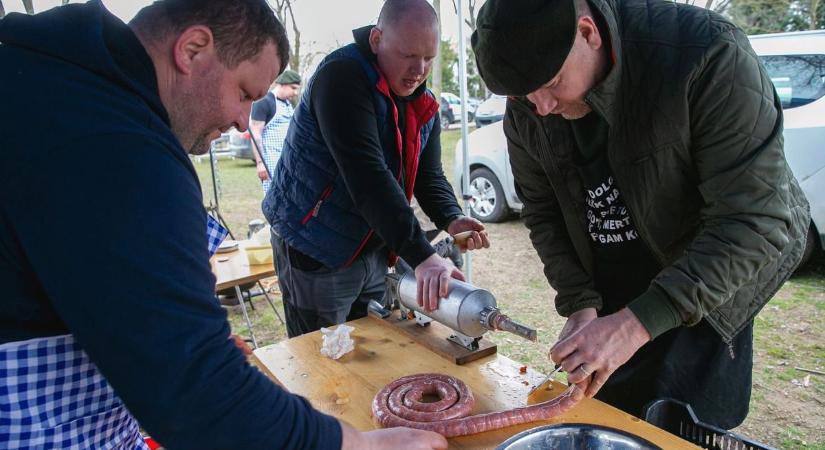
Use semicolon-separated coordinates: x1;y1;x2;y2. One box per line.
372;373;582;437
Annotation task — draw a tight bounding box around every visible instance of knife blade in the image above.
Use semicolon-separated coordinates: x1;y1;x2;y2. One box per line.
527;364;563;397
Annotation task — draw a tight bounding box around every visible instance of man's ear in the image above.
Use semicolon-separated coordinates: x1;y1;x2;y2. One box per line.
578;17;603;50
369;27;382;54
172;25;215;75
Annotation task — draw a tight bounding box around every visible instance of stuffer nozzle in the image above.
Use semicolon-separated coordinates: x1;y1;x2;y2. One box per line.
481;307;538;342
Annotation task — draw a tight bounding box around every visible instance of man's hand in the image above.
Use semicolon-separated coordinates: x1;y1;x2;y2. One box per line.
549;308;651;398
230;335;253;356
447;216;490;252
556;307;597;342
341;422;448;450
256;161;270;181
415;253;464;312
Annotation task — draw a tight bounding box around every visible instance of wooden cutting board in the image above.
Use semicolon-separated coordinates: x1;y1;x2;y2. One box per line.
253;317;700;450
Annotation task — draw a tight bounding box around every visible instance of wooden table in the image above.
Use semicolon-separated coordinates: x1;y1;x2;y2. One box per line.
253;317;700;449
213;240;276;291
212;240;282;348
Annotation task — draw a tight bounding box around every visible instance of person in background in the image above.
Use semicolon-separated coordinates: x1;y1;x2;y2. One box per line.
0;1;446;449
472;0;809;430
262;0;490;339
250;69;302;193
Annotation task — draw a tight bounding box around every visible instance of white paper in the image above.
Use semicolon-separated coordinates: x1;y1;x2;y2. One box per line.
319;324;355;360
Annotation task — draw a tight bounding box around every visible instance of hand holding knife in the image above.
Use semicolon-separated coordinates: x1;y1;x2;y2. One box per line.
527;364;564;397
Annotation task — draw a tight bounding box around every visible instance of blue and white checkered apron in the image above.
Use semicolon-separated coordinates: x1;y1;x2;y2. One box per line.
260;99;294;194
206;213;229;257
0;334;150;449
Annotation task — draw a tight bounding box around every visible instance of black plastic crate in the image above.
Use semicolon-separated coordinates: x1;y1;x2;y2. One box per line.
643;398;776;450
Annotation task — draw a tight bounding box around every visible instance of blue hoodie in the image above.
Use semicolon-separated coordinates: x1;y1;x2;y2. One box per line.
0;2;341;449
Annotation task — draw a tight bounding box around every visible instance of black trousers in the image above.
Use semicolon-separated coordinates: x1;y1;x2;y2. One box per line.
594;318;753;430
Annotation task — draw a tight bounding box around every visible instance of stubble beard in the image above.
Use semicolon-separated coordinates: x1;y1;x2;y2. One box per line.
168;72;223;155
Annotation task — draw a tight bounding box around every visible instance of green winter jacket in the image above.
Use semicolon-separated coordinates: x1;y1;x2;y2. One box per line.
504;0;810;343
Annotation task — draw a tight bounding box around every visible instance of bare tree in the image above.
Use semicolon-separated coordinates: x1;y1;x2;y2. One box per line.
1;1;6;19
270;0;302;74
21;0;33;14
450;0;487;98
450;0;478;29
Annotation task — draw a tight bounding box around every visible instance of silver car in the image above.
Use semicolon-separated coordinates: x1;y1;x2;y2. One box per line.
456;30;825;263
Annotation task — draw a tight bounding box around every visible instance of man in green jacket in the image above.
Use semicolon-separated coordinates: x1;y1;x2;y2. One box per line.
473;0;809;428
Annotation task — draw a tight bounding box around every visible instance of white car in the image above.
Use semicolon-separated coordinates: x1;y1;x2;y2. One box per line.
474;95;507;128
750;30;825;263
456;30;825;262
454;120;522;223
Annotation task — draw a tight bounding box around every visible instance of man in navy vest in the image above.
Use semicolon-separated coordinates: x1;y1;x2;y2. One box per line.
263;0;490;337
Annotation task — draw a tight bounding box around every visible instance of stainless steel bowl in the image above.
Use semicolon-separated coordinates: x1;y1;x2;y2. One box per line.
496;423;662;450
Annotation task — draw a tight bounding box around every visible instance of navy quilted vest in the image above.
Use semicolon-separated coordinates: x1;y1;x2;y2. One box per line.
262;43;438;268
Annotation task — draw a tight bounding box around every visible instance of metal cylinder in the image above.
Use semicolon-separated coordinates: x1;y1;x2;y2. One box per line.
393;272;496;338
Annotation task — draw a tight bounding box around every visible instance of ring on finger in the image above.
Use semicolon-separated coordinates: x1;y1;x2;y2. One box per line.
578;363;591;375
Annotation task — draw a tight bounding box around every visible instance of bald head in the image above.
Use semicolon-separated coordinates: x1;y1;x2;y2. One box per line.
369;0;439;97
377;0;438;32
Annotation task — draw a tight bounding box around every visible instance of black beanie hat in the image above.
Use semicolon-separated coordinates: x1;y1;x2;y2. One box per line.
472;0;578;96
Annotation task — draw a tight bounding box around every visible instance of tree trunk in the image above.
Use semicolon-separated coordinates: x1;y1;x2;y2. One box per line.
463;0;489;98
271;0;302;74
285;0;300;73
432;0;442;99
22;0;33;14
811;0;821;30
0;0;6;19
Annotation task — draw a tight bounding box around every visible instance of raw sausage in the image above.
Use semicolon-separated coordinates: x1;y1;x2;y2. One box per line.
371;373;582;437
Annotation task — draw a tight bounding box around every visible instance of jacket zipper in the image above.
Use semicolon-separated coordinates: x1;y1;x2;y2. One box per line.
301;184;334;225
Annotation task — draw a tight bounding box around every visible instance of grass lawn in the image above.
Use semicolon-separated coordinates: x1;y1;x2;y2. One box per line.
193;128;824;448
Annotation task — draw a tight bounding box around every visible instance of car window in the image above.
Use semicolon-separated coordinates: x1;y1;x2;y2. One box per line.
760;54;825;109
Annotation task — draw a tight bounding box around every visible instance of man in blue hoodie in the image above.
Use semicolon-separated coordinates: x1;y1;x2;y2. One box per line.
0;1;447;449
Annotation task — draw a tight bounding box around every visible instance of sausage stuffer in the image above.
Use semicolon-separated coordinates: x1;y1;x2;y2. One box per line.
379;271;538;351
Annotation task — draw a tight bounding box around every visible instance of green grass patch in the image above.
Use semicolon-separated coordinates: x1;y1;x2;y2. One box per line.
192;156;266;237
780;426;825;450
441;128;460;185
766;346;793;359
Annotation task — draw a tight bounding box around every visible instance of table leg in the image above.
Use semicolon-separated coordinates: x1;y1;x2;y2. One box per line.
235;285;258;348
257;281;285;325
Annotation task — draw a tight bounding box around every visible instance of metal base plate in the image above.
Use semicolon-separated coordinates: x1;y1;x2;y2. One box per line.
368;309;496;365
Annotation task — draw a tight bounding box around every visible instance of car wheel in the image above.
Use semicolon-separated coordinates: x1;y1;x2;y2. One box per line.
441;114;451;130
468;167;509;223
